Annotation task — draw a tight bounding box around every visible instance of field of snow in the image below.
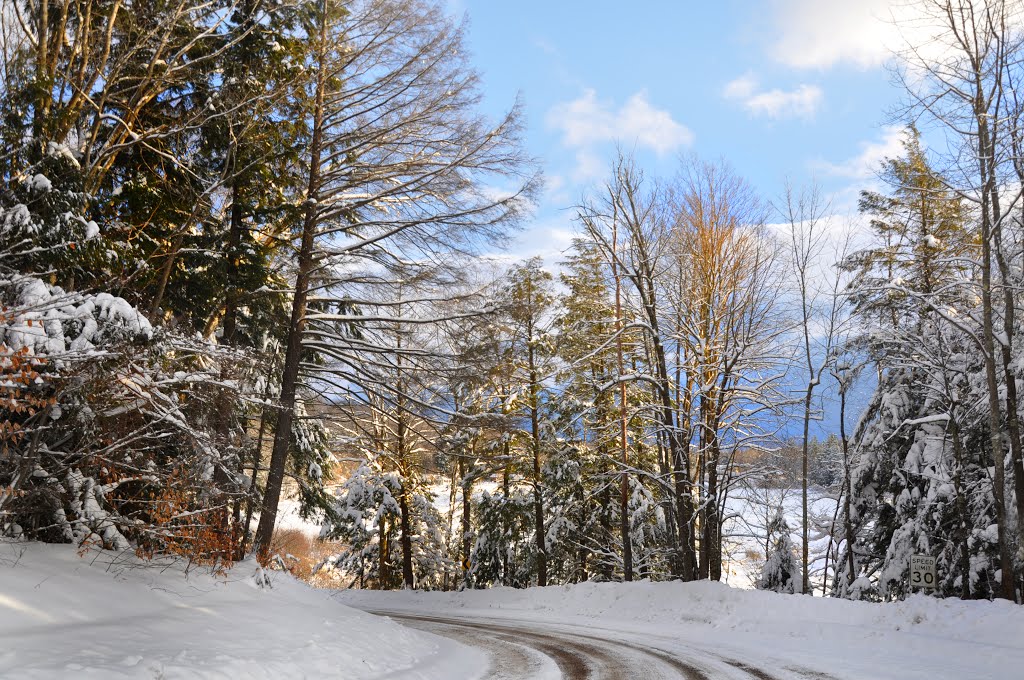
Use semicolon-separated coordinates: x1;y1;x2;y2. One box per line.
0;541;479;679
722;485;839;589
339;580;1024;680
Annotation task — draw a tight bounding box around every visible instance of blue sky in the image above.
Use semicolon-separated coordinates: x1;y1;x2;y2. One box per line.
444;0;912;263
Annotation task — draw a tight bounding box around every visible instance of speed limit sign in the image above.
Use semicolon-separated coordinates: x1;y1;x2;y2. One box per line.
910;554;937;590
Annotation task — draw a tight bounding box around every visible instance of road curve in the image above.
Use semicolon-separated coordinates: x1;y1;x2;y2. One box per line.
368;610;836;680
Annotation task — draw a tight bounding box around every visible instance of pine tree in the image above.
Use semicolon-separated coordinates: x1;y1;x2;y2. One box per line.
501;258;556;586
554;240;659;580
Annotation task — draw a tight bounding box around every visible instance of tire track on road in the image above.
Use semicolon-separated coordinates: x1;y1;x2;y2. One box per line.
376;611;780;680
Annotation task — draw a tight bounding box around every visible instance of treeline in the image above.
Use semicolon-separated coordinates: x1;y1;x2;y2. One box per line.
321;156;795;592
3;0;1024;605
322;0;1024;603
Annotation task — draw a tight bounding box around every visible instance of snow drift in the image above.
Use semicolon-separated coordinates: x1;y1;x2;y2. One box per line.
0;541;480;679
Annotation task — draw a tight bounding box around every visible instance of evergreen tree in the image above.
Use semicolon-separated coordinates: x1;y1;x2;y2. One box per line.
839;127;1002;600
501;259;556;585
758;510;799;594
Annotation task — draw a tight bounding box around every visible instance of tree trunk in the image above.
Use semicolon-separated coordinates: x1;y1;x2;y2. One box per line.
976;111;1017;601
577;471;589;582
501;440;511;585
378;515;389;589
637;276;696;581
704;423;722;582
839;388;857;591
398;487;414;588
149;233;184;320
599;483;613;580
239;406;267;559
33;0;50;143
461;454;473;589
612;219;633;582
252;6;328;562
238;366;274;559
396;335;415;589
949;416;972;600
697;404;708;579
801;386;814;594
529;336;547;587
656;428;680;576
822;491;841;596
994;247;1024;556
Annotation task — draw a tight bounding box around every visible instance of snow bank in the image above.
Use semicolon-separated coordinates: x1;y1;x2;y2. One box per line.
0;542;483;679
339;580;1024;680
339;578;1024;647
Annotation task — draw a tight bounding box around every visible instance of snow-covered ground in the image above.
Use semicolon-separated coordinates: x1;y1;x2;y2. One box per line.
0;541;479;679
722;486;839;589
8;479;1011;679
5;539;1022;679
339;581;1024;680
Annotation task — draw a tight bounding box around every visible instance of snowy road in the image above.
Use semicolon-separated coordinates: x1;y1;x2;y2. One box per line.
338;582;1024;680
368;610;836;680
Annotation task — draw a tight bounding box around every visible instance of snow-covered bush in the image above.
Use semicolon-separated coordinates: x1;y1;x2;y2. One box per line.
471;486;536;588
0;271;267;566
288;400;338;526
836;355;1005;601
320;455;454;589
318;460;402;587
541;445;666;584
757;510;800;594
0;143;102;283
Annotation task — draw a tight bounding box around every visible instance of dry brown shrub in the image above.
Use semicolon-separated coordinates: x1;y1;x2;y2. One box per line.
135;466;235;572
270;528;344;585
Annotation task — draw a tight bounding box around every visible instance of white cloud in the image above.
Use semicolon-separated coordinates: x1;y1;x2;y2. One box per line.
546;89;693;182
569;147;607;183
814;125;907;179
722;73;759;100
545;174;566;195
768;0;904;69
540;173;572;206
480;217;577;268
723;74;823;119
766;0;1017;70
547;89;694;156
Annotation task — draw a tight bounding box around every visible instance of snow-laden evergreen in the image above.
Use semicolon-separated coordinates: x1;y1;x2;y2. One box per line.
834;127;1019;600
757;511;800;593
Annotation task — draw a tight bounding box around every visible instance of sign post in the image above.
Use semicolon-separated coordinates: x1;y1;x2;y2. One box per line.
910;554;937;590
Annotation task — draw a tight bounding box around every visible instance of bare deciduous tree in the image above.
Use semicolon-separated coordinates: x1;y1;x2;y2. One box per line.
253;0;537;560
779;182;848;593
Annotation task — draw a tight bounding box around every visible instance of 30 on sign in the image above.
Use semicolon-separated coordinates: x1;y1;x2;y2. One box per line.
910;554;937;589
